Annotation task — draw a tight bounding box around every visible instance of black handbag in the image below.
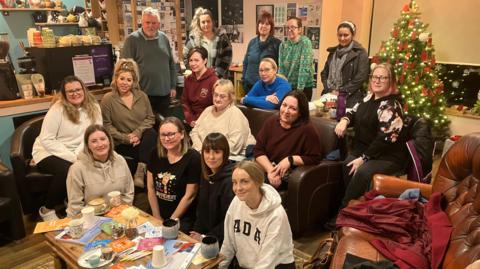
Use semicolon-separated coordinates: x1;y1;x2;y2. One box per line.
303;231;338;269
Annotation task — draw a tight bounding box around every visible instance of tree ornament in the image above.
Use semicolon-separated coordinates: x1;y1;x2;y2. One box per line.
421;51;428;61
419;32;429;42
402;4;410;12
411;31;417;40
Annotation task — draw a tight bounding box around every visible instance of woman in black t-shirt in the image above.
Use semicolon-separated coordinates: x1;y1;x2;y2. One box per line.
146;117;201;232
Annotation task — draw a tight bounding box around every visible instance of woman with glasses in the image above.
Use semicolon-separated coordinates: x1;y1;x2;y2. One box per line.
190;79;255;161
32;75;102;220
242;12;281;93
66;125;134;217
189;133;235;246
334;63;408;208
100;59;156;187
320;21;369;120
182;46;219;128
146;117;201;232
278;17;315;101
241;58;291;109
183;7;232;78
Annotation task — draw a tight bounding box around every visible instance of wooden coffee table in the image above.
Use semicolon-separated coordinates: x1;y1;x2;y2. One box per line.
44;209;222;269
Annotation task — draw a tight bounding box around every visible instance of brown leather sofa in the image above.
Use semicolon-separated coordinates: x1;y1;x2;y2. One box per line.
238;105;343;237
331;132;480;269
0;161;26;241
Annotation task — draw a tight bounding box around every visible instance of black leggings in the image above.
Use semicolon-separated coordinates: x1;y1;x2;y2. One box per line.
341;154;405;208
36;155;73;209
115;128;158;165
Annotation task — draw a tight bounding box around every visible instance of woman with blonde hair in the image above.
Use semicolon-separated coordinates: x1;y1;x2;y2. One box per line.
183;7;232;78
66;124;134;217
147;117;201;232
241;58;291;109
334;62;407;209
219;160;295;269
190;79;255;160
101;58;156;187
32;75;102;220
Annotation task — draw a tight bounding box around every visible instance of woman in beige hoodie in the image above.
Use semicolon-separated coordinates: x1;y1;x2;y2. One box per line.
66;125;134;217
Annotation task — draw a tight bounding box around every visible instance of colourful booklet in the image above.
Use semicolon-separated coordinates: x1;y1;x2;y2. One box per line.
136;238;165;251
33;218;71;234
162;240;200;269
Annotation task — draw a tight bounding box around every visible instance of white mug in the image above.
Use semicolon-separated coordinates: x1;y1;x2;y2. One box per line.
81;206;95;227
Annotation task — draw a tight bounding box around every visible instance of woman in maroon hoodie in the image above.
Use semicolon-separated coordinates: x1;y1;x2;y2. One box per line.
182;47;219;128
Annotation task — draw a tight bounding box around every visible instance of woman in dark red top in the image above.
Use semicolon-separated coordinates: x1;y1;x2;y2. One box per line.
182;46;218;128
254;91;321;189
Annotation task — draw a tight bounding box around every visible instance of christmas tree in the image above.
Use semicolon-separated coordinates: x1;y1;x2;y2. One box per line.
372;0;449;138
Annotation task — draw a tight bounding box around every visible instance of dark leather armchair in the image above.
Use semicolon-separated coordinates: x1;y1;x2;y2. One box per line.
0;161;26;241
331;132;480;269
238;105;343;237
10;115;53;215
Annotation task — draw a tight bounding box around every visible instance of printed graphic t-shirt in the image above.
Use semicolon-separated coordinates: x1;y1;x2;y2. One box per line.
147;148;201;220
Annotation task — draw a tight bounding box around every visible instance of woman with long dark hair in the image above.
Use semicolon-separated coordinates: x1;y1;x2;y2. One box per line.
189;133;235;245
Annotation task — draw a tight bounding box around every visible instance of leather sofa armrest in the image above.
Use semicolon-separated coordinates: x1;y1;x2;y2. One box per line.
372;174;432;198
287;161;343;236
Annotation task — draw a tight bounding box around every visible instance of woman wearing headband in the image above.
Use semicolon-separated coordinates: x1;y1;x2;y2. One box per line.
320;21;369;120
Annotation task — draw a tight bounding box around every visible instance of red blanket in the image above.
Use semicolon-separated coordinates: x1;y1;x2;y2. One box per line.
337;191;452;269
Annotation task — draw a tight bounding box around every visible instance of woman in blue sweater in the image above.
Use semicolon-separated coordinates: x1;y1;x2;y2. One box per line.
242;12;281;93
241;58;291;110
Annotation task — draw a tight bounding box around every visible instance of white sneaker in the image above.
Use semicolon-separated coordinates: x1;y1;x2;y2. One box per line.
39;206;59;221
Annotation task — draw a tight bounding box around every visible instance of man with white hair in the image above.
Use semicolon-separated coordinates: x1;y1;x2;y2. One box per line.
122;7;176;117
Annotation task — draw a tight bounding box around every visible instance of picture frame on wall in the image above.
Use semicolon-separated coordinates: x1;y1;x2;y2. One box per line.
256;5;274;23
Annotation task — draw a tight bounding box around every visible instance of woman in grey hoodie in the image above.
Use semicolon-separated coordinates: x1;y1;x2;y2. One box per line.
66;125;134;217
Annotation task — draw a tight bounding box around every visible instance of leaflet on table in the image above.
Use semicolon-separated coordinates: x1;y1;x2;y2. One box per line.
55;217;111;245
33;218;71;234
162;240;200;269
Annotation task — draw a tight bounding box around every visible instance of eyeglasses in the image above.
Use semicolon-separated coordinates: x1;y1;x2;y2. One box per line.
65;88;83;95
286;26;300;31
370;75;389;82
159;131;178;139
213;93;229;99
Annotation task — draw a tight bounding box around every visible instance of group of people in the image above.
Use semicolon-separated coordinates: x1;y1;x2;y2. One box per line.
29;5;413;269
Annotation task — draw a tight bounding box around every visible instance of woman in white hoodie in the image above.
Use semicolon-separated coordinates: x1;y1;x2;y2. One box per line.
219;160;294;269
66;124;134;217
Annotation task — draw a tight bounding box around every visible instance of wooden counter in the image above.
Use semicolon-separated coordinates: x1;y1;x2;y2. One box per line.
0;88;111;117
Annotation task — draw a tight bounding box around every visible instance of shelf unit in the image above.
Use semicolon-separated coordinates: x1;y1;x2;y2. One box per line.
0;8;64;16
34;23;79;27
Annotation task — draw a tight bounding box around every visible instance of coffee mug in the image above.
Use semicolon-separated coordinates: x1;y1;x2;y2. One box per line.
81;206;95;226
162;218;180;240
88;198;107;215
201;236;219;259
108;191;122;207
68;218;84;239
86;253;101;267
